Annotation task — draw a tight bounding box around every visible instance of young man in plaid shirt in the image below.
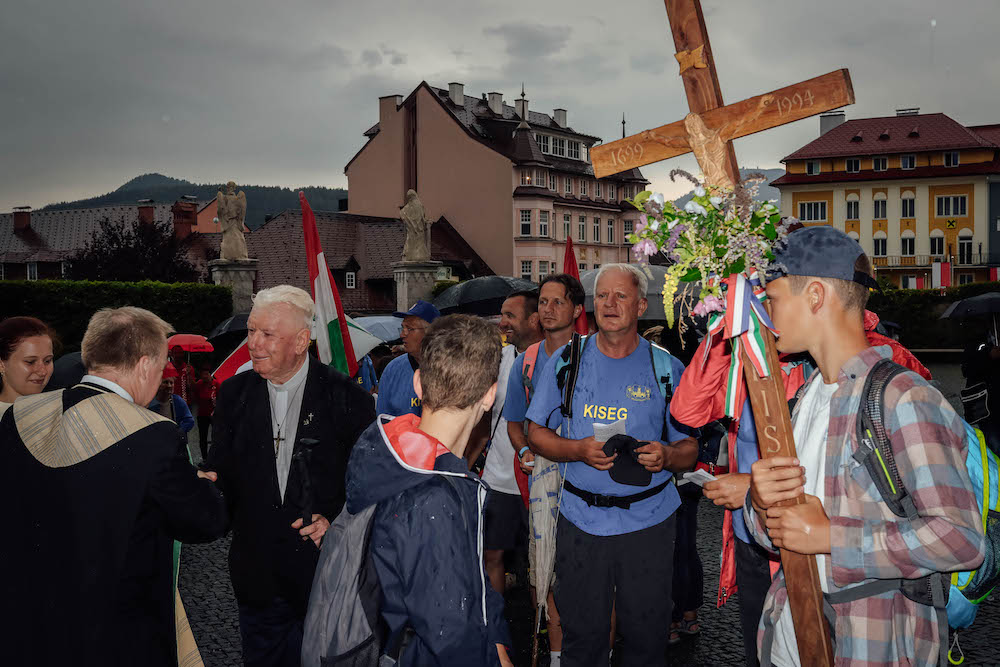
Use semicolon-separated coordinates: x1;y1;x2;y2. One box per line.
745;227;985;666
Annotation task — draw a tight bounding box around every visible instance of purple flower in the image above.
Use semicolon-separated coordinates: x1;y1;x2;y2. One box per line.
635;219;647;235
633;239;658;259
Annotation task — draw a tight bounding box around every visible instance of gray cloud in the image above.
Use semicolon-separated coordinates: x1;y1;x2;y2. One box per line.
2;0;998;211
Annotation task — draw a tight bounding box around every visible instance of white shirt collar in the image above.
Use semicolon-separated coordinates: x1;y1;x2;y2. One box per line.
267;356;309;394
81;375;134;403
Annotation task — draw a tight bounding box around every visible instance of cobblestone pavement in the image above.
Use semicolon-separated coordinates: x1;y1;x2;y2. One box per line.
180;500;1000;666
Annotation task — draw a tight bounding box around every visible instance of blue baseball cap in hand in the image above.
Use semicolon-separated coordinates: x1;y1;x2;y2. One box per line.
769;226;879;290
393;299;441;323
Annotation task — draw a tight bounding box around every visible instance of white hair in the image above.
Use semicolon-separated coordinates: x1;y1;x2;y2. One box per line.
595;263;648;297
251;285;315;331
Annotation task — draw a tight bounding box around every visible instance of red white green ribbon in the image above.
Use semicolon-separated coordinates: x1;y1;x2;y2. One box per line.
703;271;778;418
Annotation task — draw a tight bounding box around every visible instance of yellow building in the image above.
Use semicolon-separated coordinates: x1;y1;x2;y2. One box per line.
773;110;1000;287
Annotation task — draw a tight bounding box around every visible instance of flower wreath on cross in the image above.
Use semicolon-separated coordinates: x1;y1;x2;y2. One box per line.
626;170;797;418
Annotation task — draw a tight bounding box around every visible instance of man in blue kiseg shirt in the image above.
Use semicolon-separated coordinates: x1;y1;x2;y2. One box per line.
375;300;439;418
526;263;698;667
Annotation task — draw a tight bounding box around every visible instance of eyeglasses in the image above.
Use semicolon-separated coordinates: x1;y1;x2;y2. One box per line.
401;325;426;334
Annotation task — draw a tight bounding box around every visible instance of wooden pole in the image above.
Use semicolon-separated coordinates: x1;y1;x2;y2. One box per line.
742;330;835;665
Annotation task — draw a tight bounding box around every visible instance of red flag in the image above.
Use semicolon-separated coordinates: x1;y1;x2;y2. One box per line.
562;237;589;334
214;337;251;383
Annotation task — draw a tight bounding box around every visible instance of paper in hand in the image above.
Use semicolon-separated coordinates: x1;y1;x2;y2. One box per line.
681;469;718;487
593;418;628;443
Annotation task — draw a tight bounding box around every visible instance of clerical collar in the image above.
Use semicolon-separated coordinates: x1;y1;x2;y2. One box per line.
81;374;134;403
267;357;309;393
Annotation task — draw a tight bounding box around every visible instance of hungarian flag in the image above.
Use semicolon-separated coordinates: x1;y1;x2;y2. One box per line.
563;237;589;335
213;336;251;383
301;192;361;377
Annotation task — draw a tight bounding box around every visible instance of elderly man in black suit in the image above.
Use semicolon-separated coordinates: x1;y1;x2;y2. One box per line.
0;306;228;667
207;284;375;667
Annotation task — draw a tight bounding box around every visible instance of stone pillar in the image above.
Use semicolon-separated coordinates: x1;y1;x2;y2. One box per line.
209;258;259;314
392;260;442;311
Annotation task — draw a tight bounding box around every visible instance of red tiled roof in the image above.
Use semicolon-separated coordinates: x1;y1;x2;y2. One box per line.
247;210;492;304
970;124;1000;147
0;203;172;263
771;157;1000;187
783;113;997;160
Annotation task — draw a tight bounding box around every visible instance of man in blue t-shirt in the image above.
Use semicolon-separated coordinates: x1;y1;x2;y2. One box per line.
375;300;439;418
503;274;584;666
352;354;378;394
525;264;698;667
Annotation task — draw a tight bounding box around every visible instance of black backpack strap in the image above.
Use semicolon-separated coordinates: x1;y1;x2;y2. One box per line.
854;359;913;518
557;333;591;419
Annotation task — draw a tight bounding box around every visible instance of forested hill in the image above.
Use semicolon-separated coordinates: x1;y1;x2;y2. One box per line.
42;173;347;230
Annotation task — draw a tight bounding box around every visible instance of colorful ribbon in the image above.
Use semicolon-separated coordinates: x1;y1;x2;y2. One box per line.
703;271;778;418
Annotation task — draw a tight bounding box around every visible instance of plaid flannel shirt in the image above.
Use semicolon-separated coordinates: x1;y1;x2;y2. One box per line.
743;345;985;666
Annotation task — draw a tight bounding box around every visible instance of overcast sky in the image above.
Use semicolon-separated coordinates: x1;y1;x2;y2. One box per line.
2;0;998;211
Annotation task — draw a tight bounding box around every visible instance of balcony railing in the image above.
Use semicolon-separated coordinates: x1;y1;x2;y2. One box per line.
872;254;989;268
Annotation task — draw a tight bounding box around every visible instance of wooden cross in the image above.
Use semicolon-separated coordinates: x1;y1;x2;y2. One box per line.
591;2;855;664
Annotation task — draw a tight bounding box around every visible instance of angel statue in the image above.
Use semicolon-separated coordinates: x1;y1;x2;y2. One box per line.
217;181;249;260
399;189;433;262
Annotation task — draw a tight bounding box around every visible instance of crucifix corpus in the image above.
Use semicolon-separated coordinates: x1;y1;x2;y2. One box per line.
591;1;856;665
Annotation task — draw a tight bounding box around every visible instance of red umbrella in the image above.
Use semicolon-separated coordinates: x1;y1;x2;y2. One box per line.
167;333;214;353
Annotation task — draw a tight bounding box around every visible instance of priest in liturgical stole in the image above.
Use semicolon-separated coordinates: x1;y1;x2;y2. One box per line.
0;306;228;667
206;285;375;667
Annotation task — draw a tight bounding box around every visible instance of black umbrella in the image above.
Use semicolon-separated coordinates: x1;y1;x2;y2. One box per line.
208;313;249;341
433;276;537;316
940;292;1000;343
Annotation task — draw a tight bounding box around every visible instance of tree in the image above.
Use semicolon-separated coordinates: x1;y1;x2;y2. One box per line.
68;217;201;282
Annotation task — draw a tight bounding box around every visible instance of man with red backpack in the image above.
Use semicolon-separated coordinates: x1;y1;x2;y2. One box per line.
502;273;584;667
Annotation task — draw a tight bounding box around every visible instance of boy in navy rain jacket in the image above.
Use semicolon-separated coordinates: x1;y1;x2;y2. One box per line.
345;314;513;666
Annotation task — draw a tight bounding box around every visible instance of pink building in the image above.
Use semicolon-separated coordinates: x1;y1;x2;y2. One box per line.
346;82;649;279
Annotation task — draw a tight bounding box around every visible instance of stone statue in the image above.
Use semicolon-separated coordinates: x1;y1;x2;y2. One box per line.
399;189;433;262
217;181;249;261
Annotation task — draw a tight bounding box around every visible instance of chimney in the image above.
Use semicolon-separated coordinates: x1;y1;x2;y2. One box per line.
515;96;528;119
819;110;846;136
379;94;402;125
487;92;503;115
12;206;31;231
896;107;920;117
448;82;464;106
170;199;197;240
553;108;567;128
137;199;155;225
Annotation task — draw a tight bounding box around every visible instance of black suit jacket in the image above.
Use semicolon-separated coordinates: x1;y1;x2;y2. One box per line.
208;356;375;615
0;383;227;667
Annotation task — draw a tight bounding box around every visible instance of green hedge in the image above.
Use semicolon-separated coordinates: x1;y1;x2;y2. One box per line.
1;280;232;353
868;281;1000;350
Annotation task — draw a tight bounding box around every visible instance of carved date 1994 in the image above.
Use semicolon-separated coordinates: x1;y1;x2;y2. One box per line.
775;89;816;116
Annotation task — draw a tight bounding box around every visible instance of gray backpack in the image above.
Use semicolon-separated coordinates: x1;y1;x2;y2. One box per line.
302;505;408;667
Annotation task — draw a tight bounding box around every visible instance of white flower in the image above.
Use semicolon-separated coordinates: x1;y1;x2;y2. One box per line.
649;220;660;231
709;196;723;206
650;192;665;207
694;186;706;197
666;218;678;230
684;200;708;216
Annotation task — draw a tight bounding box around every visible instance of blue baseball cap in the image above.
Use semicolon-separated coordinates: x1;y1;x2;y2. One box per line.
770;226;879;290
393;299;441;323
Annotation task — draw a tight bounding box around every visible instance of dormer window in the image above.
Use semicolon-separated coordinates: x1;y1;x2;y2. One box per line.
944;151;960;167
873;156;887;172
568;140;581;160
537;134;550;153
346;271;356;289
806;160;821;175
901;154;916;170
846;158;860;173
